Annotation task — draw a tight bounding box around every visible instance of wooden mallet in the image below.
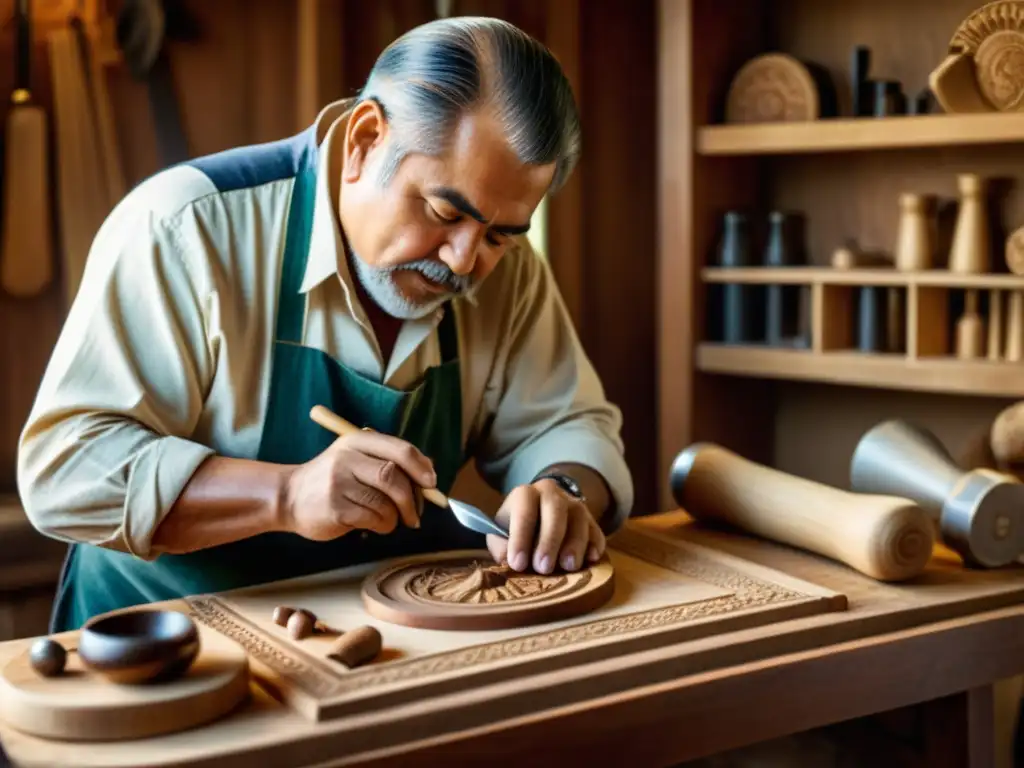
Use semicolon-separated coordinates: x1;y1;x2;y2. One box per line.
670;443;935;582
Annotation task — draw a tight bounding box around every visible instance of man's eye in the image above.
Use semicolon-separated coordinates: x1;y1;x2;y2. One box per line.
428;204;458;223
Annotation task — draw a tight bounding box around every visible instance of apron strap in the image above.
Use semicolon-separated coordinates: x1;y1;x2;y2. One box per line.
438;302;458;363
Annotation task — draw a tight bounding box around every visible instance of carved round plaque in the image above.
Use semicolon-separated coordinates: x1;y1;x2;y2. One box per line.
361;550;616;631
725;53;819;124
949;1;1024;110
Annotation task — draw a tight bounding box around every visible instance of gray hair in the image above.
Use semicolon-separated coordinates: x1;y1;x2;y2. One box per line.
356;16;581;193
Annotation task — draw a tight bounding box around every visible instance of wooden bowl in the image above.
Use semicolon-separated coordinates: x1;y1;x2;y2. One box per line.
78;609;200;685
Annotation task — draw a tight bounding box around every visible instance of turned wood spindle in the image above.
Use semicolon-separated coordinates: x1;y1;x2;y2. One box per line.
1006;291;1024;362
894;193;932;271
948;173;990;274
956;289;984;359
988;290;1003;361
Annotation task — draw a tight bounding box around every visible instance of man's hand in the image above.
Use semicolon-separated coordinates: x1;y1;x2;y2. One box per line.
486;479;606;574
283;432;437;541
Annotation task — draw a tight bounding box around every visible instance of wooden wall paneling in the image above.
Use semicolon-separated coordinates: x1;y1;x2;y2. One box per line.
657;0;772;510
544;0;583;331
164;0;248;160
296;0;324;134
247;1;298;144
576;0;657;515
340;0;432;95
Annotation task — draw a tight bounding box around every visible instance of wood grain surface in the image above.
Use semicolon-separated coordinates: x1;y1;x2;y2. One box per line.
2;512;1024;767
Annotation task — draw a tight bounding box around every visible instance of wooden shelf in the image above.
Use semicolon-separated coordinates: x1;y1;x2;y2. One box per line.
697;113;1024;156
696;345;1024;398
702;267;1024;289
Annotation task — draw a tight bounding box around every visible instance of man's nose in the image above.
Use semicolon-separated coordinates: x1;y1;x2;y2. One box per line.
439;226;482;276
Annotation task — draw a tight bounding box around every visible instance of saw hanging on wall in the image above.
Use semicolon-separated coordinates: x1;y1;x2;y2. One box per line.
0;0;56;299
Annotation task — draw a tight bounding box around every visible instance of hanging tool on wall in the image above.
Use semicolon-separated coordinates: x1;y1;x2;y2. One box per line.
71;2;126;207
49;9;111;309
116;0;196;167
0;0;56;298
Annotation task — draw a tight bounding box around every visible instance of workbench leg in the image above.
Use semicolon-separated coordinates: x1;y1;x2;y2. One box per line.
923;685;996;768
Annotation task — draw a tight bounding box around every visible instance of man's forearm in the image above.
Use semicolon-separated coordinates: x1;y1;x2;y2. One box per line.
536;462;613;528
151;456;294;554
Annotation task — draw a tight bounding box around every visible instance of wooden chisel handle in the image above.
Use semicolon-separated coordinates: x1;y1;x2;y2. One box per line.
669;443;935;581
308;405;448;508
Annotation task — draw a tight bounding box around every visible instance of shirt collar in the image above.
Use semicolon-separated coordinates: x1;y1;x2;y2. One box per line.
299;100;355;296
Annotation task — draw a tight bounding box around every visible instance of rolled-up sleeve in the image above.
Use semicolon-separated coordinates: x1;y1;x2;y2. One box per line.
17;185;216;560
473;245;634;533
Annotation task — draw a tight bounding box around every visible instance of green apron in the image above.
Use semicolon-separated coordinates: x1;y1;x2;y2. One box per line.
49;139;483;633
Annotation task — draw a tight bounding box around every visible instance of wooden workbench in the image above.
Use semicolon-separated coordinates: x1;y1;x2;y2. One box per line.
2;510;1023;768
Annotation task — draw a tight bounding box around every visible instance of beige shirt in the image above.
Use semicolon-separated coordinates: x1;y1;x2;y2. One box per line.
16;101;633;560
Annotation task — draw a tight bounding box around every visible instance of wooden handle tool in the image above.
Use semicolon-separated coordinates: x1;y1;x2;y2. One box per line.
669;443;935;581
309;405;448;509
0;0;55;298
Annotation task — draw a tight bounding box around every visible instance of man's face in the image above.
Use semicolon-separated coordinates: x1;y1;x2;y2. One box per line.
338;101;555;319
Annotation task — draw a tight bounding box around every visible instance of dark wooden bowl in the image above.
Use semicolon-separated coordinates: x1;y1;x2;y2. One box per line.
78;609;200;685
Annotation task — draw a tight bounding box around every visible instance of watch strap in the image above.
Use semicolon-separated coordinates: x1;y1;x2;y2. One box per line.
533;471;585;502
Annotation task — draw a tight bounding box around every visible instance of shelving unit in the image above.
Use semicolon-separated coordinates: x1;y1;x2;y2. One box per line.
697;112;1024;156
702;267;1024;290
656;0;1024;508
699;266;1024;394
697;347;1024;398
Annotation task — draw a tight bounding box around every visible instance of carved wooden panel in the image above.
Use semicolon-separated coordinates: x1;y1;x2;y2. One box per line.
186;523;847;722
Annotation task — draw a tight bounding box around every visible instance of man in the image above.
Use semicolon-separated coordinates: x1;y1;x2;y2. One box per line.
17;16;633;632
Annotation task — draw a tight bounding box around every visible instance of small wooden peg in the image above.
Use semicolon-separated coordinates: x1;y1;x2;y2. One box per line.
327;626;383;669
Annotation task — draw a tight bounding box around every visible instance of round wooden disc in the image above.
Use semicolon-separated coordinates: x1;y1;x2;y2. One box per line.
0;624;250;741
725;53;819;124
361;550;616;631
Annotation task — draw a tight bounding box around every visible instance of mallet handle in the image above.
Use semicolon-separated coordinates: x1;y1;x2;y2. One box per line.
671;443;934;581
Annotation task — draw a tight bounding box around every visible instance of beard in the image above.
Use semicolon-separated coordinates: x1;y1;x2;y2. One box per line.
349;253;475;320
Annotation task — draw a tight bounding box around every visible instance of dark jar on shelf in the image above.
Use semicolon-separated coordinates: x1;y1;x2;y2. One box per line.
717;211;755;267
764;211;807;346
713;211;763;344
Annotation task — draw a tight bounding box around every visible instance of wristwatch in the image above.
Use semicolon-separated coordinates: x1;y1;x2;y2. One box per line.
533;472;586;503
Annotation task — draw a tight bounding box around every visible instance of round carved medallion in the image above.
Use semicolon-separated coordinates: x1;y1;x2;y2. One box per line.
948;1;1024;111
976;30;1024;110
725;53;819;124
361;551;616;631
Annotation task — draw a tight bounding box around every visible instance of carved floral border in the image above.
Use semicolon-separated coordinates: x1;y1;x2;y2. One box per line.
187;525;823;701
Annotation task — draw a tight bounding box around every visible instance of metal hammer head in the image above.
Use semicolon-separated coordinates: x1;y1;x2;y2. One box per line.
850;419;1024;569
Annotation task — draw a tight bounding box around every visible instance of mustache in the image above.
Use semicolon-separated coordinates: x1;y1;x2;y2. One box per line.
387;259;474;294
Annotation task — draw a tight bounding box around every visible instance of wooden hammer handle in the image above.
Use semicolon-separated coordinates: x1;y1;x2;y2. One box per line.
308;405;449;509
671;444;935;581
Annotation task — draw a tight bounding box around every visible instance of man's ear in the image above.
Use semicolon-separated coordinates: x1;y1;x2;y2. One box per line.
342;99;389;183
